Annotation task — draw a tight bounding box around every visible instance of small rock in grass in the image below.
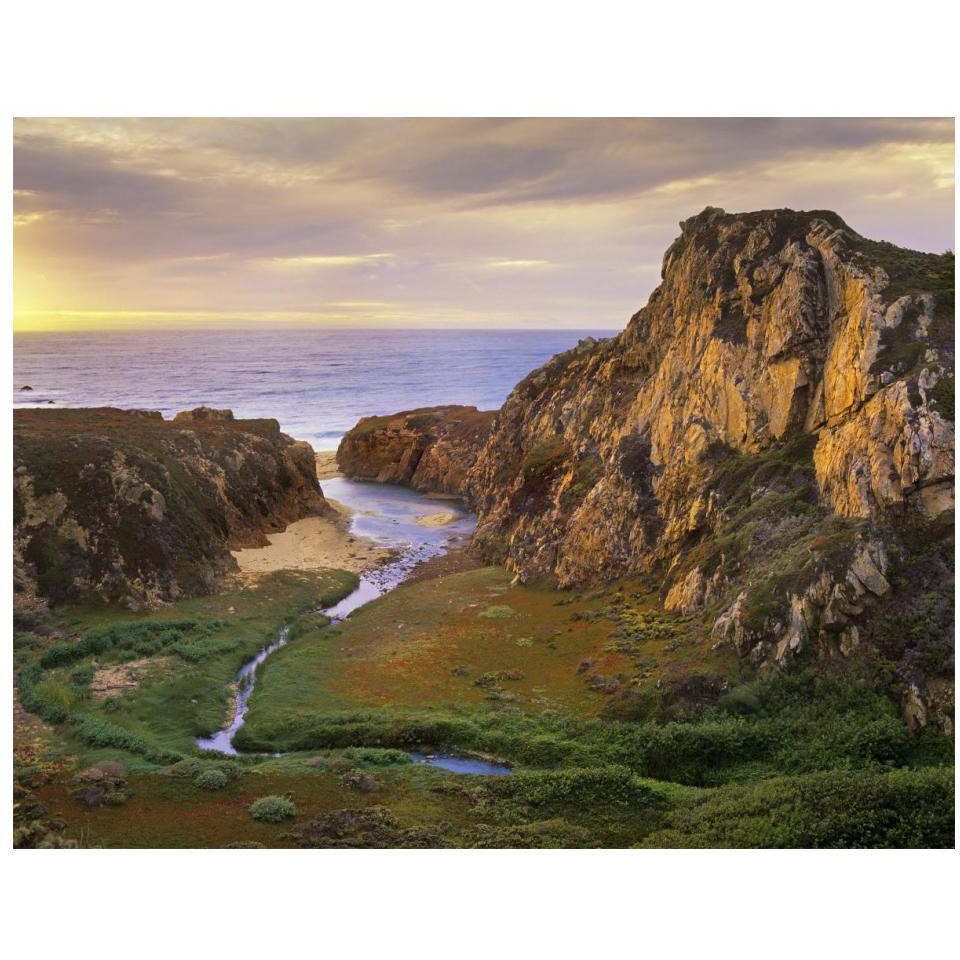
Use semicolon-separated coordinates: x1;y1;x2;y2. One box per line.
340;770;381;793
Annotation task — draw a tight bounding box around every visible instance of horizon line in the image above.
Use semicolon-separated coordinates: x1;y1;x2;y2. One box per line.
13;323;624;334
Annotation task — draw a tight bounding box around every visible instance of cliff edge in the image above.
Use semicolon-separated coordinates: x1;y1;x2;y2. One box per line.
334;208;954;726
337;405;495;499
13;407;326;613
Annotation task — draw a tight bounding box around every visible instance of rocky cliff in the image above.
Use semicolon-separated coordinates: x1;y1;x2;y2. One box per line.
14;407;326;613
150;205;949;728
464;207;953;723
337;405;495;498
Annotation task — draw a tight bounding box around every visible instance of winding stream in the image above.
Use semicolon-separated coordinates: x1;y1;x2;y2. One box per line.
196;479;509;774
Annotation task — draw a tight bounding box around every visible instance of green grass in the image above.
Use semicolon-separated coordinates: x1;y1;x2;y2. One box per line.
640;766;954;848
522;437;571;478
16;569;358;761
16;554;953;849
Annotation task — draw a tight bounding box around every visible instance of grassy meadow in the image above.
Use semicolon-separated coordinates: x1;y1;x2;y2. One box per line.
14;562;955;848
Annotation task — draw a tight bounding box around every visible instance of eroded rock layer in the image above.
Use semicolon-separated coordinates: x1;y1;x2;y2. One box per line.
14;407;326;612
337;405;495;499
462;207;954;720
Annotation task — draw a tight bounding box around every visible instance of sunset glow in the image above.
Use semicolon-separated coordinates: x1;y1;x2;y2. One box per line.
13;117;955;331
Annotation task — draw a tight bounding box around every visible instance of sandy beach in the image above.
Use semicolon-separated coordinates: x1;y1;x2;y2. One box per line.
315;450;341;480
231;497;392;576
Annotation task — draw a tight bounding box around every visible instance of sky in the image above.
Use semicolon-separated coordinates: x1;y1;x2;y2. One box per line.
12;117;955;332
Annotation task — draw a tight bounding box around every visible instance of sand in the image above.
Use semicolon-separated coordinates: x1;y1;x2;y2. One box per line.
231;500;392;576
315;451;342;480
415;510;462;527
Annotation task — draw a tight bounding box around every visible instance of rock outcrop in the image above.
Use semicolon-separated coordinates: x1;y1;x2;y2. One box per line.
468;208;954;587
460;207;953;721
337;405;495;499
13;407;326;612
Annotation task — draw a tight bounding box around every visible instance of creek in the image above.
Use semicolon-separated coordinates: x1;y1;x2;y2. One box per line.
196;479;509;774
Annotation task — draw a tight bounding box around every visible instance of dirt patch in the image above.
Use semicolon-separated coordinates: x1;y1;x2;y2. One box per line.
91;657;177;699
400;541;483;587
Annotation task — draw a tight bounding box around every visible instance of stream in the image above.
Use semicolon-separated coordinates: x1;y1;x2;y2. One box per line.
196;478;511;775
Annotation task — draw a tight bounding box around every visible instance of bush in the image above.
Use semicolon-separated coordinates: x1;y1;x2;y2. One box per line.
18;661;70;724
69;714;181;765
167;757;241;780
194;768;229;790
249;795;297;823
34;679;80;718
640;767;954;848
341;747;411;766
522;437;570;478
340;770;381;792
479;766;650;810
40;619;225;669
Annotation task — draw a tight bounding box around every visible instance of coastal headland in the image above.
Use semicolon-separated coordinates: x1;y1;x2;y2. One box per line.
13;208;955;849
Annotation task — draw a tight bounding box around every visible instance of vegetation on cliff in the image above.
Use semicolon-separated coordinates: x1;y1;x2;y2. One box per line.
14;407;327;614
12;209;954;850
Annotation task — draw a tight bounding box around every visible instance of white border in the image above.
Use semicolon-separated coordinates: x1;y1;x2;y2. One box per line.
2;2;958;958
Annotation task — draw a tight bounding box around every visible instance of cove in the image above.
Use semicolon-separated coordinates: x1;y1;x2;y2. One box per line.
196;478;508;774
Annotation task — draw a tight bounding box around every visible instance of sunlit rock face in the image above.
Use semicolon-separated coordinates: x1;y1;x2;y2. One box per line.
465;208;953;719
337;405;496;499
470;207;953;583
13;407;327;611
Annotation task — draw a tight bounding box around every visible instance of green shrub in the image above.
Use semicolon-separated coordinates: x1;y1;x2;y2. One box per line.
341;747;412;766
40;619;226;669
18;661;70;724
479;766;651;810
69;714;181;764
194;768;229;790
641;767;954;848
167;757;241;780
34;679;80;718
522;437;570;478
249;795;297;823
716;683;766;717
70;664;95;693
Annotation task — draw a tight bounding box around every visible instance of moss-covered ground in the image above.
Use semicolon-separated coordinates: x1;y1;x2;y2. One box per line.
14;562;955;849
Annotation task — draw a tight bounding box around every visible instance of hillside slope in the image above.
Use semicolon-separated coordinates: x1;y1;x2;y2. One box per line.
335;208;954;728
464;207;953;724
14;407;326;613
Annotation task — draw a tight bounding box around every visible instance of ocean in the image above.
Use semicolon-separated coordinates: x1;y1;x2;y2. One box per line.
13;328;617;450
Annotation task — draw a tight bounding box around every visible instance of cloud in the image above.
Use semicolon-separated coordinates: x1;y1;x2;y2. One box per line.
258;253;394;268
484;258;552;269
13;117;955;329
